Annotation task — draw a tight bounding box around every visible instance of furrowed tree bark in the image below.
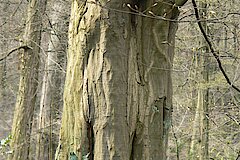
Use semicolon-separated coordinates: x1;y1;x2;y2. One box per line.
36;0;70;159
8;0;47;159
56;0;181;159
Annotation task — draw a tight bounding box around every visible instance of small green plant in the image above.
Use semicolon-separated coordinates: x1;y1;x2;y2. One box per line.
82;152;90;160
70;152;78;160
0;135;12;155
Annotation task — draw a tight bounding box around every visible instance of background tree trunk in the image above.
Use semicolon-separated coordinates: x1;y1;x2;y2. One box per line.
201;6;210;159
189;1;209;159
55;0;181;159
8;0;47;159
36;0;70;159
0;49;7;109
0;3;9;134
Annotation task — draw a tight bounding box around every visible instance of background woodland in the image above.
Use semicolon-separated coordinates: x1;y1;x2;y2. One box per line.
0;0;239;159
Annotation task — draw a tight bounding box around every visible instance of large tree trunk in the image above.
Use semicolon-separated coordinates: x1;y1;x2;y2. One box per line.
8;0;47;159
56;1;183;159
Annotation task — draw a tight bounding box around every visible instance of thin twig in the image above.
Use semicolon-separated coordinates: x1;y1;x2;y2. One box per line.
0;0;24;27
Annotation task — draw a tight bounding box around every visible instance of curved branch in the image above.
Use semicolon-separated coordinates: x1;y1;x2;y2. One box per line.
191;0;240;93
0;45;32;62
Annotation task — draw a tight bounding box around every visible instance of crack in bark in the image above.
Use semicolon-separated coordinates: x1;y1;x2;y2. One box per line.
85;78;94;159
136;52;145;86
87;121;94;160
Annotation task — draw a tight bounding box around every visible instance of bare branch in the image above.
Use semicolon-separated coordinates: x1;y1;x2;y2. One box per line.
0;45;32;62
192;0;240;93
